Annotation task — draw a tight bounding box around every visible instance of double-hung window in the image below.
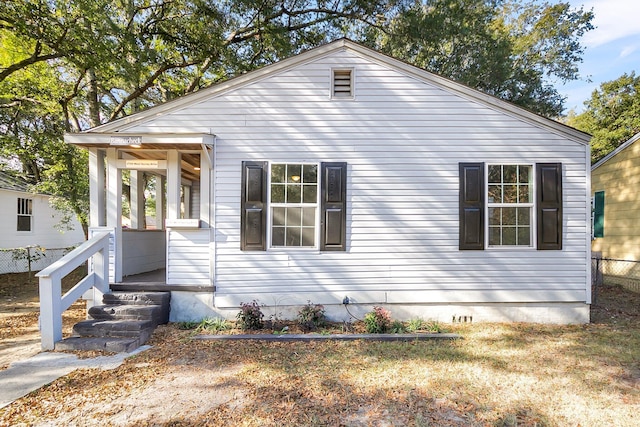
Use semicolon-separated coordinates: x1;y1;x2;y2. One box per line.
17;198;33;232
459;162;562;250
270;163;318;248
241;161;347;252
487;164;533;247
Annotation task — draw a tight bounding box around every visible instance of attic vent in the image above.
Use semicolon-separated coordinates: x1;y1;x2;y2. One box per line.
332;69;353;99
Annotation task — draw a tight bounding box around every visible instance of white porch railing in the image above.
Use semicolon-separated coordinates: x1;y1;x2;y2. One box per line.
37;231;111;350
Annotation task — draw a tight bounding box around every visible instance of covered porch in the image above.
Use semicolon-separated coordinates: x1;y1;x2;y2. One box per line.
66;133;215;292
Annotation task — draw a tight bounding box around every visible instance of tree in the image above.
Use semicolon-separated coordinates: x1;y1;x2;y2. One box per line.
567;72;640;164
1;0;398;234
0;0;594;233
360;0;593;117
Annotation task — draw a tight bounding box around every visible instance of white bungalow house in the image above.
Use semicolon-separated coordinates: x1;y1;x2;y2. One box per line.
61;39;592;324
0;171;84;272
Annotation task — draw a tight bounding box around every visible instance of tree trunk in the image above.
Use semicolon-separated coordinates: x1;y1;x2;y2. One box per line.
86;68;101;128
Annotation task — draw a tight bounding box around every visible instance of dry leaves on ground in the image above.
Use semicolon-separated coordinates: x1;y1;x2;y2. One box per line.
0;279;639;426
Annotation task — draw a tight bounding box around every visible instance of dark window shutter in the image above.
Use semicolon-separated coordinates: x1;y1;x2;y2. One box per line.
459;163;485;250
321;162;347;251
241;161;267;251
593;190;605;238
536;163;563;250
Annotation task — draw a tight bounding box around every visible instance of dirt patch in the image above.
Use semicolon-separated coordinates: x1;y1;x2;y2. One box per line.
0;269;86;369
591;281;640;325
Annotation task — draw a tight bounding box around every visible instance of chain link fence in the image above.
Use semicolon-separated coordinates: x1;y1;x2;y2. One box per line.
592;257;640;304
0;246;75;277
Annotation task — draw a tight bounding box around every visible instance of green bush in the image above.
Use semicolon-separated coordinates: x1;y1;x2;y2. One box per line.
406;318;444;333
197;317;230;333
297;301;326;331
237;300;264;330
364;306;392;333
390;320;406;334
176;321;199;330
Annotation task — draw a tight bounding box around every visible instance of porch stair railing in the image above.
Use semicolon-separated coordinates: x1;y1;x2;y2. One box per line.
37;231;111;350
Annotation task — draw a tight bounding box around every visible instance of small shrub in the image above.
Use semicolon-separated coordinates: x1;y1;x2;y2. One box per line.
272;326;289;335
197;317;230;333
364;306;392;333
390;320;406;334
297;301;326;331
237;300;264;330
406;318;444;333
406;318;425;333
423;320;444;333
176;321;199;330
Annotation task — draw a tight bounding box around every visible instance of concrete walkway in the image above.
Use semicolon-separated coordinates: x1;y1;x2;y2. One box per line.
0;346;150;409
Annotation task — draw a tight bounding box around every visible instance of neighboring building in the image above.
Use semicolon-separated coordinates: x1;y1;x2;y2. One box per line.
0;171;84;250
591;132;640;261
65;39;592;324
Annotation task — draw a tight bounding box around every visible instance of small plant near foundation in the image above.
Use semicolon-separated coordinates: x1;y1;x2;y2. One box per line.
390;320;406;334
364;306;392;333
406;318;444;333
406;318;425;332
423;320;444;333
237;300;264;330
297;301;326;331
272;326;289;335
197;317;230;333
176;321;199;330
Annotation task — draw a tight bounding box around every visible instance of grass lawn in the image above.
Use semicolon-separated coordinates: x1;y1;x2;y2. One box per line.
1;282;639;426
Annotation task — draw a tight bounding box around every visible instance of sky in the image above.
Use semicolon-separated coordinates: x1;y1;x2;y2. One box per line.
559;0;640;113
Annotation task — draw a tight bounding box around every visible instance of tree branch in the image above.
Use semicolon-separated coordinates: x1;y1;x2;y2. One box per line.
0;49;65;83
108;61;197;121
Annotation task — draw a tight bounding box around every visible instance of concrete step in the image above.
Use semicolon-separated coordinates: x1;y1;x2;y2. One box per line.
103;292;170;325
60;292;171;354
103;291;170;307
88;304;164;324
73;319;155;343
55;337;142;353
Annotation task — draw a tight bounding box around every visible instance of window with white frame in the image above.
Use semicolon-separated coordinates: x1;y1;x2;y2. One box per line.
487;164;533;247
17;197;33;232
270;163;318;247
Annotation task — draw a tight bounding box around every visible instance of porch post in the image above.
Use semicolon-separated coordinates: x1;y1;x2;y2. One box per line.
156;174;165;229
130;170;145;229
106;148;123;282
166;150;181;220
183;185;191;219
89;148;105;227
200;153;211;228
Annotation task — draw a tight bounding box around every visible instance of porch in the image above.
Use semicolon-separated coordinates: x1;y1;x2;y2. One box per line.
70;133;216;291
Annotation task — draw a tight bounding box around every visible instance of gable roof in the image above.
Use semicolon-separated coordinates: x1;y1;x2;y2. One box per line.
76;38;591;145
0;170;30;193
591;132;640;171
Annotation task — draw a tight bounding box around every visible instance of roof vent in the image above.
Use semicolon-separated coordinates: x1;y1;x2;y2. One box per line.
332;69;353;99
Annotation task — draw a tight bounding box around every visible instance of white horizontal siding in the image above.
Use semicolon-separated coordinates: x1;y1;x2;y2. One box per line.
0;191;85;250
126;49;589;308
121;230;165;276
166;229;211;285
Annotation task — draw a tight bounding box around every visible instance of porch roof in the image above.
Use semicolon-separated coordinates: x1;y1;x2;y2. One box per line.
65;133;214;182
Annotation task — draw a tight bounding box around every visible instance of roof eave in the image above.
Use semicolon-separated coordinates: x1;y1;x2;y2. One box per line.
76;38;590;145
592;132;640;170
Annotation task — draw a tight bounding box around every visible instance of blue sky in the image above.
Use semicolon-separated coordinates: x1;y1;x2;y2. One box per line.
558;0;640;113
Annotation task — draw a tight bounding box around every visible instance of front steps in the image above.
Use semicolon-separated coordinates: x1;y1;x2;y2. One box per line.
55;292;170;353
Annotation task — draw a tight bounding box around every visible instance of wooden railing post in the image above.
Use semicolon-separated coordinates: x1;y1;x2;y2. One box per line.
38;274;62;350
90;242;110;308
37;231;112;350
